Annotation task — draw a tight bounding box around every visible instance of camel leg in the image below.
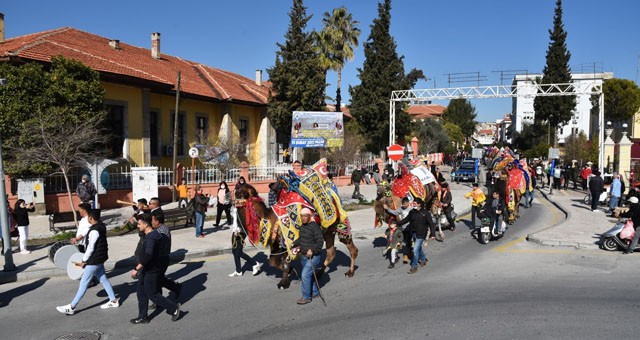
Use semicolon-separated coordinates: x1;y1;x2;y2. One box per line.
315;234;335;279
270;253;292;290
341;236;359;277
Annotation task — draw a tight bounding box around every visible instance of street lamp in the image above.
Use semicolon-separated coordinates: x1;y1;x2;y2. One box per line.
0;78;16;271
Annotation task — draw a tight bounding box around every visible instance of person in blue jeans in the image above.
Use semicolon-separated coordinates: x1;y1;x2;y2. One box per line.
396;197;435;274
292;207;325;305
193;186;210;238
56;209;119;315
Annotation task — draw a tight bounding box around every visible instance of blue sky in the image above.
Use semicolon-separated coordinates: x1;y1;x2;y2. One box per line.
3;0;639;122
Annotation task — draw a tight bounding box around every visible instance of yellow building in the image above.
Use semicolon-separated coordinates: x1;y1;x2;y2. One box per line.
0;25;273;168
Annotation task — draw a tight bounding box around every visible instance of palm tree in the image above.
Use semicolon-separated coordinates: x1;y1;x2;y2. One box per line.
317;7;360;112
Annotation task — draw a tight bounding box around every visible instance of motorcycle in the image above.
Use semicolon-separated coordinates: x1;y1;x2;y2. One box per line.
477;215;505;244
600;221;640;252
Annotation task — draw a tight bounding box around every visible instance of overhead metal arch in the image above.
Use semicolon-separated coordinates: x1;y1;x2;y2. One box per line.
389;82;605;171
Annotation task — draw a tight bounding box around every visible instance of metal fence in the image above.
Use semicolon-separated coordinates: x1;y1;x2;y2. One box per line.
40;158;379;194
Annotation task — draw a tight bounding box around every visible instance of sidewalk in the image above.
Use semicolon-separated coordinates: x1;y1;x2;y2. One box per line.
527;186;614;249
0;168;474;284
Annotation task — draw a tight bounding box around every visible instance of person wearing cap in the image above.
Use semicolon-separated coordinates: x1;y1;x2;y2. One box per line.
76;174;97;207
291;207;324;305
617;196;640;254
396;197;435;274
465;183;486;227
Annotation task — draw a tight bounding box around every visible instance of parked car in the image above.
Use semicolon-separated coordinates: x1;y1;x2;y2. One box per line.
452;159;479;183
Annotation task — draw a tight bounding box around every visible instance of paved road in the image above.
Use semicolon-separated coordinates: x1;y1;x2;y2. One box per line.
2;192;637;340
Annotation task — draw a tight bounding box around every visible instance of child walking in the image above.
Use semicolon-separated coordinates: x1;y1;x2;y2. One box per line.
384;220;403;268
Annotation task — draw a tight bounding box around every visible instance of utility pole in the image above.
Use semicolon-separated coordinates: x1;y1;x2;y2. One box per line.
0;78;16;271
171;71;181;202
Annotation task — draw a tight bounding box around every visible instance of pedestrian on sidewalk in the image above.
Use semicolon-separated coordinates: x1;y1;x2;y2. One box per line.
350;168;363;199
56;209;120;315
129;213;181;324
580;165;592;191
464;183;486;228
172;178;189;209
1;198;18;256
193;186;209;238
396;198;435;274
384;220;403;268
589;170;605;212
608;173;622;215
12;199;35;254
214;181;232;229
76;174;97;208
292;207;325;305
227;214;262;277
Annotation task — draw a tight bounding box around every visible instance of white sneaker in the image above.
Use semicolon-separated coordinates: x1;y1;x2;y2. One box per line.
56;304;75;315
20;250;31;255
228;271;242;277
252;263;263;276
100;299;120;309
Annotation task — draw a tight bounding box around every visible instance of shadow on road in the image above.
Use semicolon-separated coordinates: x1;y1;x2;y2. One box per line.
0;277;49;308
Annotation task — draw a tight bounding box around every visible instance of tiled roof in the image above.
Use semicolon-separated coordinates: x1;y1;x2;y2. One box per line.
0;27;270;105
406;104;446;119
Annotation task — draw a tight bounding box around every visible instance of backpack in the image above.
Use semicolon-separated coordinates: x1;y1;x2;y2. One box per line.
185;199;196;218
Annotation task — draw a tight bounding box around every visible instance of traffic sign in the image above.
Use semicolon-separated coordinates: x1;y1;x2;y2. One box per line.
188;147;199;159
388;144;404;161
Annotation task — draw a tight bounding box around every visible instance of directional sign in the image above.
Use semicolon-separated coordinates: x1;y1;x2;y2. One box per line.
388;144;404;161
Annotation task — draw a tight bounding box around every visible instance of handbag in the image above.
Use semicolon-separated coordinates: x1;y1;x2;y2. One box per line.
620;220;635;240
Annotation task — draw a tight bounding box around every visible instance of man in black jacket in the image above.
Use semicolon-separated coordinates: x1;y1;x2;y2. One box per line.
292;207;324;305
440;183;456;231
486;191;506;233
130;214;181;324
56;209;119;315
589;170;605;211
397;198;435;274
351;168;363;199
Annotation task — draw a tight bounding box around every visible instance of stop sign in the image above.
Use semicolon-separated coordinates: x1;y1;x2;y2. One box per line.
388;144;404;161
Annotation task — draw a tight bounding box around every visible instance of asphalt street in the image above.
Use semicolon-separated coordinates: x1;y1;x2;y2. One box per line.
2;193;639;340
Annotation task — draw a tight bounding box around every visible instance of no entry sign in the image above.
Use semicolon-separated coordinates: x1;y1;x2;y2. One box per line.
388;144;404;161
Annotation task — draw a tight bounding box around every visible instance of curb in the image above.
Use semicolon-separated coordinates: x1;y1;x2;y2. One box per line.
525;187;598;249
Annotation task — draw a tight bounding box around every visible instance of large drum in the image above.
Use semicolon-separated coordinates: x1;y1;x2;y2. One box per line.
67;252;85;280
49;240;80;270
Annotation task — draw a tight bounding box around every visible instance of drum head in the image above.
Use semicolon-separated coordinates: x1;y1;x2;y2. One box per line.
67;252;85;280
54;244;79;270
49;240;72;263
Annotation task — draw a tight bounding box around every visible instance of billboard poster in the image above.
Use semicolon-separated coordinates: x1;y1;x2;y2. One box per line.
290;111;344;148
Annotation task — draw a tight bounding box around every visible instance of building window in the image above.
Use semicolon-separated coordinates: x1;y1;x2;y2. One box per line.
196;116;208;142
105;104;125;158
239;118;249;156
150;111;159;157
170;112;186;156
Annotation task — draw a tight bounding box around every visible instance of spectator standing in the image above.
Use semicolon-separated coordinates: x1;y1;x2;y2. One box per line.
56;209;119;315
371;164;381;184
608;173;622;215
589;170;605;211
76;174;97;207
174;178;189;208
193;186;209;238
292;208;325;305
214;181;232;229
580;165;592;191
12;199;35;254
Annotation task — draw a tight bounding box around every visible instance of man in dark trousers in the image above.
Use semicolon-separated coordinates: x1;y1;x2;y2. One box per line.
397;198;435;274
350;168;363;199
76;175;97;207
439;183;457;231
150;213;182;306
292;207;324;305
130;213;181;324
589;170;605;212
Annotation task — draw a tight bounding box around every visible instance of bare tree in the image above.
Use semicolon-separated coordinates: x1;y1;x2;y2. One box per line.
321;121;367;175
13;108;109;225
196;136;242;181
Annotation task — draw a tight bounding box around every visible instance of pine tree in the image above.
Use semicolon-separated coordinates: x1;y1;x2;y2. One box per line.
267;0;326;144
442;98;477;140
349;0;424;152
533;0;576;145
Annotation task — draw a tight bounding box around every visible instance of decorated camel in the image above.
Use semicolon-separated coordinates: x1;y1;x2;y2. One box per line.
234;159;358;290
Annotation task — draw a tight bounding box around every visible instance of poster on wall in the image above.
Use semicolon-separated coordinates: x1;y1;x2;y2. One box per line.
132;167;158;203
290;111;344;148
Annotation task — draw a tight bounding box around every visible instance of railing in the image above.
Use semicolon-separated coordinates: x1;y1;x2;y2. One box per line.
41;159;379;194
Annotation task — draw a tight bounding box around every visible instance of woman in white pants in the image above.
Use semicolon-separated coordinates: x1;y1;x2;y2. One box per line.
13;199;35;254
